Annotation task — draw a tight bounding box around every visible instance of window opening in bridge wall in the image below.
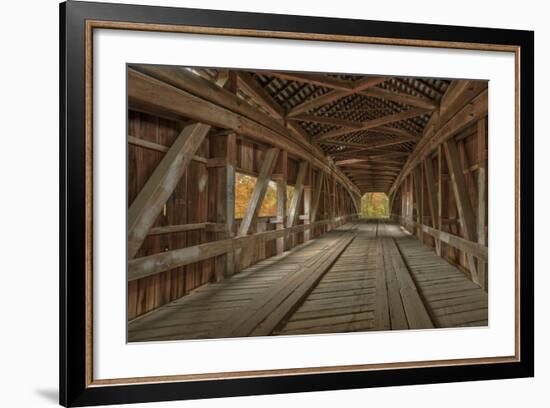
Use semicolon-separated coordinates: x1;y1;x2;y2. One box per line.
235;172;278;218
360;192;390;218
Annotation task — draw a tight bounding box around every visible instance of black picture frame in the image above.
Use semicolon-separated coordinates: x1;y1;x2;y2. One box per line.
60;1;534;406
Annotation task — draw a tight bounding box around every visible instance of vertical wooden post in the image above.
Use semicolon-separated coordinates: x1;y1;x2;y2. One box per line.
424;156;440;253
420;165;425;242
225;133;237;276
408;175;414;231
209;132;237;281
275;150;288;255
437;145;443;256
477;118;487;290
332;174;337;222
326;173;334;230
400;184;409;228
324;175;330;232
310;172;324;224
287;161;308;246
287;161;308;228
413;168;422;240
303;186;312;241
303;164;313;241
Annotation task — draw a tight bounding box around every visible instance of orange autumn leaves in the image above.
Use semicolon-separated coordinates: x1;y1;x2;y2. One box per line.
234;173;296;219
235;173;276;218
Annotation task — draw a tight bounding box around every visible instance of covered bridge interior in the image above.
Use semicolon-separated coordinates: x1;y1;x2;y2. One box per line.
126;65;488;341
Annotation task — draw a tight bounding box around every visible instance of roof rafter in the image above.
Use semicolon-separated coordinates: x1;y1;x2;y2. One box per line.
287;77;388;116
315;107;433;141
360;85;438;110
265;71;355;91
319;136;415;152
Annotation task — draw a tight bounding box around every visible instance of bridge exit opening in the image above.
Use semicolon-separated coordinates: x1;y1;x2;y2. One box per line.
360;192;390;219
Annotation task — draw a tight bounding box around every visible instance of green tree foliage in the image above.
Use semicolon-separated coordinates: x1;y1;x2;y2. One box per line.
234;173;278;218
360;192;389;218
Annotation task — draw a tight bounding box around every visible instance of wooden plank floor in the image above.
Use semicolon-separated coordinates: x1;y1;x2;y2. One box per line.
128;221;488;342
382;224;489;328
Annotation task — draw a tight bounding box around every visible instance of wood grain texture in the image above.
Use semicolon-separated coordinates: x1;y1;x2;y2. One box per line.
129;221;486;341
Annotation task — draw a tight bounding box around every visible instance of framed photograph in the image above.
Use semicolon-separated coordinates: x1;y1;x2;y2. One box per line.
60;1;534;406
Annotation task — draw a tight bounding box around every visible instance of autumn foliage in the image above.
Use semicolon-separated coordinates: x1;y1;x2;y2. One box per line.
234;173;298;219
235;173;278;218
360;192;389;218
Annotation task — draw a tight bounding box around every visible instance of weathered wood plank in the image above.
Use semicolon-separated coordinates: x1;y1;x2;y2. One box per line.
383;238;434;329
237;148;280;236
275;151;288;255
413;167;423;240
127;123;211;259
381;238;409;330
310;172;324;223
373;238;391;330
148;223;226;235
423;157;440;252
477;118;488;290
287;161;308;228
133;65;290;138
210;229;357;338
128;215;352;281
444;138;479;282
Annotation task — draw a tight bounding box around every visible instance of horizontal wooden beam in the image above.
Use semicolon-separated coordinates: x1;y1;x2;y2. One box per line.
360;87;438;110
128;68;360;198
345;165;401;172
128;215;354;281
128;135;207;163
287;113;362;129
397;218;487;261
148;223;227;235
376;126;419;139
266;71;354;91
348;174;399;180
354;180;395;184
316;108;432;141
338;161;403;169
133;65;290;139
288;77;387;116
345;173;400;180
332;150;410;160
320;135;416;151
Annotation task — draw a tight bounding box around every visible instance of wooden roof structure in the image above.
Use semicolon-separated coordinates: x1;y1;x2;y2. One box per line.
134;65;450;194
243;70;450;194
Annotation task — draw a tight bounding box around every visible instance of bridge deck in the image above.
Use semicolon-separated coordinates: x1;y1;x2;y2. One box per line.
128;221;488;342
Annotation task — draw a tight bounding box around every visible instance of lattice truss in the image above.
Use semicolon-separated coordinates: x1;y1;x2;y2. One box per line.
197;67;449;193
